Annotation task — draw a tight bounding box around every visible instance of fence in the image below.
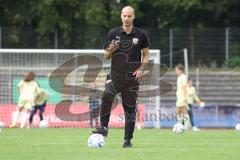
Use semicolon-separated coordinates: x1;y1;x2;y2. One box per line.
1;27;240;67
0;27;240;128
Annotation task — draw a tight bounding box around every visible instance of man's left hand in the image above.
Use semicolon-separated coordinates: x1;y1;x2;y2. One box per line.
133;69;143;82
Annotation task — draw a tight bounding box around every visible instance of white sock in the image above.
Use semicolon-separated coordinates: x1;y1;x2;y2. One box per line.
183;114;191;129
177;115;183;124
12;111;20;125
20;112;29;128
136;122;142;130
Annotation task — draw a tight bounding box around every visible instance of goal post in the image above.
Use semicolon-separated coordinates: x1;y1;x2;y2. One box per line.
183;48;189;77
0;49;161;128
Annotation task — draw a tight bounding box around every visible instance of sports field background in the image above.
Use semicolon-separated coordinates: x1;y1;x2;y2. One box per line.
0;128;239;160
1;1;240;160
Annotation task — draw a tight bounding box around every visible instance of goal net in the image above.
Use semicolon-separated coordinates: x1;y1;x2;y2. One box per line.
0;49;161;128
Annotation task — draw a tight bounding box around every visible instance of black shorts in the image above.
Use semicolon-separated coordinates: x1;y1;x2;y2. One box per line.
33;101;47;112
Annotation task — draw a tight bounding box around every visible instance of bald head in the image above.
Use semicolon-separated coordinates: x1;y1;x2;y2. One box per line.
121;6;135;27
121;6;135;15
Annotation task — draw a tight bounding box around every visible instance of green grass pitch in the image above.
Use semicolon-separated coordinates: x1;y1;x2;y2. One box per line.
0;128;239;160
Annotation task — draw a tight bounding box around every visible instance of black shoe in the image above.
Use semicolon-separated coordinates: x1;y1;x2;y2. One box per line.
123;140;132;148
92;126;108;137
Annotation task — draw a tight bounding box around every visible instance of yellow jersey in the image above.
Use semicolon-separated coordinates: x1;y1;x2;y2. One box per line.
187;86;200;105
17;80;41;109
35;88;48;105
176;74;187;107
18;80;40;101
176;74;187;98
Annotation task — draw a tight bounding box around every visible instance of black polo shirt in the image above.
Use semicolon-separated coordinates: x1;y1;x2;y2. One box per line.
103;26;150;80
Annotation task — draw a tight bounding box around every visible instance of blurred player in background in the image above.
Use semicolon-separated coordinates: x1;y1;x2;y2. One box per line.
135;107;142;130
88;82;100;128
92;6;149;148
175;64;191;129
187;77;204;131
29;87;48;128
10;72;41;128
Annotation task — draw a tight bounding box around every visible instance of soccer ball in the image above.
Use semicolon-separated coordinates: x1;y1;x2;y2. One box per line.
235;124;240;131
173;124;184;134
88;134;105;148
0;121;4;128
39;120;49;128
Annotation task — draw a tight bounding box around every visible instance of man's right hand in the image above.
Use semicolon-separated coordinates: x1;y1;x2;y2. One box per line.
106;40;119;53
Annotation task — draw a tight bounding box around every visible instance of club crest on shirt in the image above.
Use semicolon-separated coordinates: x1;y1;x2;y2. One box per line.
114;36;120;44
132;38;138;45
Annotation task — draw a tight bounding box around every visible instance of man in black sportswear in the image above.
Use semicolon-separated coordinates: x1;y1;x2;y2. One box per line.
92;5;150;148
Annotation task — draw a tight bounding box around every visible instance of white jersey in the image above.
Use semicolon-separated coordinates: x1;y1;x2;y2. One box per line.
187;86;200;105
176;74;188;107
176;74;187;98
18;80;40;101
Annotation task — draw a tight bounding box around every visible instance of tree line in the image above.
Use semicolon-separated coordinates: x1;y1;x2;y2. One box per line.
0;0;240;49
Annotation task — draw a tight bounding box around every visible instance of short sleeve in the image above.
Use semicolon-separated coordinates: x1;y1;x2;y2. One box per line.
141;30;150;49
34;81;41;94
180;76;187;86
103;29;115;49
17;80;23;87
